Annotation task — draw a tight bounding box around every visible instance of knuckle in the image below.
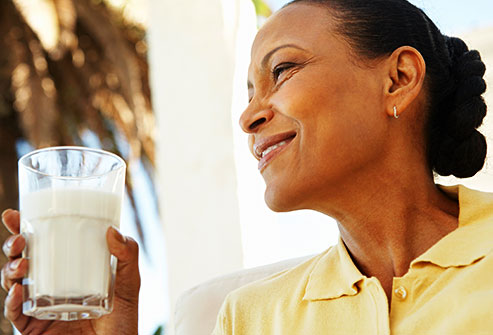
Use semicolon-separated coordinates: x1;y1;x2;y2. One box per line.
3;297;10;320
1;267;10;291
2;238;12;257
4;309;13;323
4;308;13;323
4;235;24;258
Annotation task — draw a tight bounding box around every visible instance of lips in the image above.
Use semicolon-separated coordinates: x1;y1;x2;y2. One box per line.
253;131;296;171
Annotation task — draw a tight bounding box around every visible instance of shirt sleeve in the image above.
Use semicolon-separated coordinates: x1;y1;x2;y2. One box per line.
212;296;233;335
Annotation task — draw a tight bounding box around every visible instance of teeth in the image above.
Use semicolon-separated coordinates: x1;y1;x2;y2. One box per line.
262;140;287;158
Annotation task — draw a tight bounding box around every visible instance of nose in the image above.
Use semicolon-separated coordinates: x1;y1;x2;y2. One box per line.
239;104;274;133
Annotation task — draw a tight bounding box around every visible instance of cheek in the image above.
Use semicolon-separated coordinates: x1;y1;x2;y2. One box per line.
263;67;387;210
311;111;387;172
303;77;387;168
273;116;385;207
300;122;356;178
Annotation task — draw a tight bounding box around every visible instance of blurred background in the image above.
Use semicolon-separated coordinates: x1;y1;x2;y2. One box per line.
0;0;492;334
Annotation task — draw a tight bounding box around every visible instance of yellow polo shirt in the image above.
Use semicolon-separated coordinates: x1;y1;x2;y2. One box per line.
213;185;493;334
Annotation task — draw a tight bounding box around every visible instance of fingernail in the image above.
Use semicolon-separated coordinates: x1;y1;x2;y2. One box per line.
111;227;127;244
10;258;22;270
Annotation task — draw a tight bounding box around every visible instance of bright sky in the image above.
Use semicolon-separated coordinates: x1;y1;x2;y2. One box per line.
267;0;493;35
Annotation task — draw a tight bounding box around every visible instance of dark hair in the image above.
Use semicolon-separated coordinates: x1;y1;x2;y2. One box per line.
286;0;487;178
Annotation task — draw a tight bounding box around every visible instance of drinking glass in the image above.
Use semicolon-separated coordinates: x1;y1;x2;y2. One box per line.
18;146;126;321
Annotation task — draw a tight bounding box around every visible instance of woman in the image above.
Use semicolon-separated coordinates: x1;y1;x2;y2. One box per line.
2;0;491;334
213;0;492;334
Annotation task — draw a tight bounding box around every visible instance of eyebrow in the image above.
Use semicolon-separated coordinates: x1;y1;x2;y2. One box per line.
261;43;306;67
247;44;307;89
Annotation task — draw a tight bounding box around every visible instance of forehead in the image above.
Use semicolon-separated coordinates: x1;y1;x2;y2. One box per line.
251;3;335;62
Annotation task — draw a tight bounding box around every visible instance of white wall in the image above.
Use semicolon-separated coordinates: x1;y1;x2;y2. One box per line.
148;0;246;329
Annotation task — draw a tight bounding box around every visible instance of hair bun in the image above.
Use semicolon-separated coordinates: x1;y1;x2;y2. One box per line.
432;130;487;178
456;50;486;79
446;36;467;56
445;96;487;140
445;37;487;101
430;36;488;178
454;76;487;105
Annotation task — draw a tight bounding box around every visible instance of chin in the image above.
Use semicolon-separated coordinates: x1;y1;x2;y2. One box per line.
264;185;303;213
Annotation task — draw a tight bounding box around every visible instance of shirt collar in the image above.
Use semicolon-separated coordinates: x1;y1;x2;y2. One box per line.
303;237;364;301
303;184;493;301
411;184;493;268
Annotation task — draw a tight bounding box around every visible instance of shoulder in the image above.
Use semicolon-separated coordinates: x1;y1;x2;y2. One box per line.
213;250;331;334
218;247;332;316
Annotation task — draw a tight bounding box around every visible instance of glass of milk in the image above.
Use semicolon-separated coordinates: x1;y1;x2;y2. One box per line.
18;146;126;321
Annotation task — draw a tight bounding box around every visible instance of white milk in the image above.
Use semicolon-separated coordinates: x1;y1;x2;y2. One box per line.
20;188;121;299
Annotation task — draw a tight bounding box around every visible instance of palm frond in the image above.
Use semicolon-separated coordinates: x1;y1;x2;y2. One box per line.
7;3;60;147
252;0;272;18
5;0;157;248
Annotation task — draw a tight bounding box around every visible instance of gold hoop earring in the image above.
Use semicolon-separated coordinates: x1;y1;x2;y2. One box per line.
393;106;399;119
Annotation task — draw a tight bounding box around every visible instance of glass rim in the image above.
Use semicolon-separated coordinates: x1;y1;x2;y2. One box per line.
18;146;126;180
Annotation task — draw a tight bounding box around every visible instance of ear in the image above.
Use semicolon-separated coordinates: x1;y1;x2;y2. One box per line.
384;46;426;118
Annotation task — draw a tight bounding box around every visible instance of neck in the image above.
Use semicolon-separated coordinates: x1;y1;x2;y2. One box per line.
313;165;459;298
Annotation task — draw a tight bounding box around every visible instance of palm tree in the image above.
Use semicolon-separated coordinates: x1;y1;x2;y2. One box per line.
0;0;154;333
0;0;271;332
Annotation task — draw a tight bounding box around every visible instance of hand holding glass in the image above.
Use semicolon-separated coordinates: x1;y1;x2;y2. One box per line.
18;146;126;321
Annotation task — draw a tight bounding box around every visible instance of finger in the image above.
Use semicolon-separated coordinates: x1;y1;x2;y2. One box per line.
4;283;28;329
1;258;27;292
2;210;20;235
3;235;26;259
107;227;140;303
4;283;51;333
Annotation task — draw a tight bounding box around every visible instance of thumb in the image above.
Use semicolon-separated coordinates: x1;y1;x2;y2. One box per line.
107;227;141;303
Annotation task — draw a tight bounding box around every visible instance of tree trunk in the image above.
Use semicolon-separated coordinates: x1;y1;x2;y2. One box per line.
0;0;156;329
0;115;20;335
0;1;23;333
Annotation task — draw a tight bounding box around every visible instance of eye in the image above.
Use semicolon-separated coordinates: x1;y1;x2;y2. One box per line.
272;63;296;82
248;90;254;103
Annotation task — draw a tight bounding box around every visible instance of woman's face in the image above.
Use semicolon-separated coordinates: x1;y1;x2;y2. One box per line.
241;3;391;212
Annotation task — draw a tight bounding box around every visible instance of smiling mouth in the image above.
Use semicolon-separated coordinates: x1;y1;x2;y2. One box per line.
255;132;296;171
261;139;291;158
